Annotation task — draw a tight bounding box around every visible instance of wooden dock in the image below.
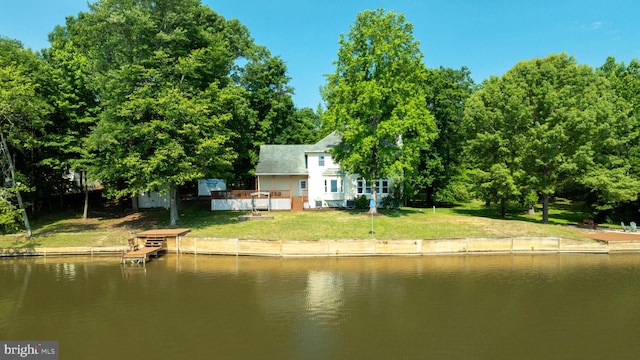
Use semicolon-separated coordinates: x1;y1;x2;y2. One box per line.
122;245;164;265
580;231;640;242
121;228;191;266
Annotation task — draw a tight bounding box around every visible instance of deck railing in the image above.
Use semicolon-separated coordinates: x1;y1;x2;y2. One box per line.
211;190;296;199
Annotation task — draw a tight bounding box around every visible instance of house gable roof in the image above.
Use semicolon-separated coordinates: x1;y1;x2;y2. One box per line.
306;131;341;153
255;132;343;176
255;144;311;175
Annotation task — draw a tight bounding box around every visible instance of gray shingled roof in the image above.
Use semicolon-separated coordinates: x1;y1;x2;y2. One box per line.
306;131;341;153
255;132;343;176
255;144;311;175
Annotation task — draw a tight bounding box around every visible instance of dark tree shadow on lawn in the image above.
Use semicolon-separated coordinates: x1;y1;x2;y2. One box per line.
378;208;422;217
451;201;590;226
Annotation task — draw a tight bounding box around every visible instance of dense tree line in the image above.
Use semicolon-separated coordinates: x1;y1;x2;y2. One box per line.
462;54;640;223
322;9;640;223
0;0;321;229
1;4;640;233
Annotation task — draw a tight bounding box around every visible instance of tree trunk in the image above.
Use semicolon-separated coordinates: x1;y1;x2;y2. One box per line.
500;198;506;217
542;193;549;224
132;195;139;211
169;184;179;227
15;190;31;237
82;173;89;220
0;129;31;237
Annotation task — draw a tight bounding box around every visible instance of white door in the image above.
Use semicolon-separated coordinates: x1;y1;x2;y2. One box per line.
299;180;307;197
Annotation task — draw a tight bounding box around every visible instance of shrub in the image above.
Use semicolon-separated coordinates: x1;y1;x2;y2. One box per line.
0;189;22;234
354;195;369;209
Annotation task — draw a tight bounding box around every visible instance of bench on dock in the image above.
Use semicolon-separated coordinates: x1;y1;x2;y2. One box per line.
578;218;597;230
142;237;167;249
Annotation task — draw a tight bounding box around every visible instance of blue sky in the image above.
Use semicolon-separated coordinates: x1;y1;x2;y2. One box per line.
1;1;640;109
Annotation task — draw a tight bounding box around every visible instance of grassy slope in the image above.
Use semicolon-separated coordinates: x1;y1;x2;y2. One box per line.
0;199;596;249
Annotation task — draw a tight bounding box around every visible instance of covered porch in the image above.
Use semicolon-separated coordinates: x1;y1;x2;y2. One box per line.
210;185;308;211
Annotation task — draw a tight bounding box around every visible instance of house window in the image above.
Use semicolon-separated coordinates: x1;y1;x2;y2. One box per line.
357;179;372;194
380;180;389;194
330;179;338;193
325;179;340;193
318;154;325;167
357;179;389;194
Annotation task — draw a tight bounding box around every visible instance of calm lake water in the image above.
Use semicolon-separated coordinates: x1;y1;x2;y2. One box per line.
2;253;640;359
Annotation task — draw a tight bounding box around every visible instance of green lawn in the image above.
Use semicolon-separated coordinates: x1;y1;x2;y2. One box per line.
0;199;595;249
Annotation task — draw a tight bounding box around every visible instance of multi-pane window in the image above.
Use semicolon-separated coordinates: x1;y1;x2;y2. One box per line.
356;179;390;194
356;179;369;194
380;180;389;194
357;179;364;194
318;154;325;167
324;178;341;193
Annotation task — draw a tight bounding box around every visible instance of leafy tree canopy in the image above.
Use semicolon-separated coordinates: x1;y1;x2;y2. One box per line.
464;53;638;221
63;0;254;224
407;66;474;206
322;9;436;212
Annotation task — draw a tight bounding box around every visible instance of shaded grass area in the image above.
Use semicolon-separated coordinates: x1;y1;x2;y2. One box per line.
448;199;593;226
0;199;594;249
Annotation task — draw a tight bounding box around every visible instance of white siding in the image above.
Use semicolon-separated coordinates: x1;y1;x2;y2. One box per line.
138;191;170;209
211;198;292;211
307;151;392;208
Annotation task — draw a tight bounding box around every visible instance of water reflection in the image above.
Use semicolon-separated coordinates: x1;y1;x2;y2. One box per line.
53;262;77;281
2;254;640;359
305;271;344;325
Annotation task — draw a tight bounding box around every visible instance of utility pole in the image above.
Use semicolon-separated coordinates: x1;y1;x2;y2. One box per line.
0;124;32;237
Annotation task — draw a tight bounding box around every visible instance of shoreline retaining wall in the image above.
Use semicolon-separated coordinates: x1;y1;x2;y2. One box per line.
3;237;640;258
177;237;621;256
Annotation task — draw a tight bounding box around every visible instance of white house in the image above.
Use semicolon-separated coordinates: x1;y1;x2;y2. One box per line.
254;132;391;210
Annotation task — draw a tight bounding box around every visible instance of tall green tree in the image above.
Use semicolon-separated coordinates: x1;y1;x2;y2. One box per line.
322;9;436;213
283;107;324;145
589;57;640;217
230;48;296;187
63;0;253;225
464;53;634;222
408;66;474;205
0;37;53;235
463;75;527;217
42;25;101;218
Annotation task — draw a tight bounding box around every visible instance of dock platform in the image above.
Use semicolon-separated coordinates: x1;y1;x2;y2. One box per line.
580;231;640;242
121;228;191;266
122;246;165;265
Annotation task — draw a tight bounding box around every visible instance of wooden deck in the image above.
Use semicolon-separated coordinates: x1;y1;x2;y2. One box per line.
134;228;191;239
580;231;640;242
121;228;191;265
122;246;165;265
